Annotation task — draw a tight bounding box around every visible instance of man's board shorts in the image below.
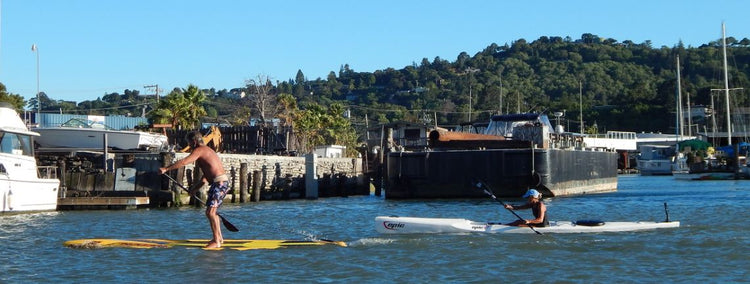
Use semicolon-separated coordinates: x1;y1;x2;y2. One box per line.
206;181;229;208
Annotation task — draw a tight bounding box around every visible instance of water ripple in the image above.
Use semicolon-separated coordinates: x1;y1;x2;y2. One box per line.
2;176;749;282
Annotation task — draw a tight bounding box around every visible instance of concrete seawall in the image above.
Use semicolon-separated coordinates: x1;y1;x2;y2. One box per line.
55;152;367;209
167;153;366;200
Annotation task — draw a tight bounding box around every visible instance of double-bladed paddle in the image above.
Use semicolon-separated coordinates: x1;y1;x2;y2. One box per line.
163;174;239;232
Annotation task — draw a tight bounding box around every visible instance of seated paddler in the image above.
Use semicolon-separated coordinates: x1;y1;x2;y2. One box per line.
503;189;549;227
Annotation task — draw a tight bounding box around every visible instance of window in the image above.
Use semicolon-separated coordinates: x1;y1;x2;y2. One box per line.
0;132;33;156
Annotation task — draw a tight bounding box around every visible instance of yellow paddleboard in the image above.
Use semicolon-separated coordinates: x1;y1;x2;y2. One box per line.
64;238;347;250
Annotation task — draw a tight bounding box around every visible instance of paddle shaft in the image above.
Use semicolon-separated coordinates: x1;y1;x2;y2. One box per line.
477;182;543;235
486;190;527;220
162;174;239;232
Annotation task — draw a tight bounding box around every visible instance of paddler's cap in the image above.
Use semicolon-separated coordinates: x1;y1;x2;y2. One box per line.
523;189;541;199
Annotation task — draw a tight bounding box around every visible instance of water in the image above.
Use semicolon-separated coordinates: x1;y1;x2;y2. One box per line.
2;175;749;283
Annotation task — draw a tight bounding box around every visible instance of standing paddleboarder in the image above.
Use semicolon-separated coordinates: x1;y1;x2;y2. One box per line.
160;131;229;248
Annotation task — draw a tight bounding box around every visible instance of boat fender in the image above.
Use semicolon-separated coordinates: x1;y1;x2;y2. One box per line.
530;172;541;186
575;220;605;226
7;190;13;211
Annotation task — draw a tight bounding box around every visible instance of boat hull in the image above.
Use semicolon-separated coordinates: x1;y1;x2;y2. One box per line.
673;171;736;180
375;216;680;234
637;159;674;176
34;128;167;150
384;148;618;198
0;105;60;213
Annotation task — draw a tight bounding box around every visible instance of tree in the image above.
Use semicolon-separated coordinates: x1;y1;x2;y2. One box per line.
293;103;326;153
245;74;278;125
0;83;27;112
291;102;357;156
102;92;122;104
277;93;298;127
26;92;52;112
295;70;306;85
228;106;252;126
148;84;206;130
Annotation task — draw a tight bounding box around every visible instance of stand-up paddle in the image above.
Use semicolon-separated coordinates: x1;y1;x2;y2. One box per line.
163;174;239;232
474;180;542;235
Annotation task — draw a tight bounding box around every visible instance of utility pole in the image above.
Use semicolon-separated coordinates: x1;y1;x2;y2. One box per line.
144;84;159;102
579;81;583;133
32;44;40;117
498;73;503;115
468;85;472;122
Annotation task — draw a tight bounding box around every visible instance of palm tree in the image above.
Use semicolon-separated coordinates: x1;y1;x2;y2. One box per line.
148;84;207;130
277;93;298;127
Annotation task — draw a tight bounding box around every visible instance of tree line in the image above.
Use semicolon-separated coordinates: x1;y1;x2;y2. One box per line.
2;33;750;153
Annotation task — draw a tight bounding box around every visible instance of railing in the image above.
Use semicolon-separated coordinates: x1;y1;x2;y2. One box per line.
37;166;58;179
583;131;638;151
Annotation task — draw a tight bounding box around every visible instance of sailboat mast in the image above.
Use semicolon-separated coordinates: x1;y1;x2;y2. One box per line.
676;55;684;138
579;81;583;133
723;22;732;145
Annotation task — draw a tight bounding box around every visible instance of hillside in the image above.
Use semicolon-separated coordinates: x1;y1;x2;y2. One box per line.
14;33;750;135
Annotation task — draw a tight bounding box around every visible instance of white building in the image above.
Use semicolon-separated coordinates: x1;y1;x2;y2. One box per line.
314;145;346;158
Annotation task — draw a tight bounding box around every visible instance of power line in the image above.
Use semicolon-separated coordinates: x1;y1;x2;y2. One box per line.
346;104;496;115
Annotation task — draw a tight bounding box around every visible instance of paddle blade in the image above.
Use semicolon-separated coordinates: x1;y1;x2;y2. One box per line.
219;214;239;232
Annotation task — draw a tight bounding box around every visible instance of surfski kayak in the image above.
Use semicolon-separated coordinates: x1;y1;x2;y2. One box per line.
375;216;680;234
64;238;347;250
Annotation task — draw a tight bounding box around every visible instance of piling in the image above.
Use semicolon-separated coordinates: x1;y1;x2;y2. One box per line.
305;154;318;199
252;170;261;202
261;165;268;193
191;167;205;207
239;163;248;203
57;159;67;197
230;166;236;203
160;152;176;205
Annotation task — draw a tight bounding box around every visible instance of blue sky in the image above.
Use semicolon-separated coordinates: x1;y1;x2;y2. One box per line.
1;0;749;106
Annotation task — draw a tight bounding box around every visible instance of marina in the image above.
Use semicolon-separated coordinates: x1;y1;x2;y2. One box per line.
0;5;747;281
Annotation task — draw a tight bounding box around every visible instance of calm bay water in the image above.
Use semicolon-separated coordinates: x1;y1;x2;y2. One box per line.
2;175;749;283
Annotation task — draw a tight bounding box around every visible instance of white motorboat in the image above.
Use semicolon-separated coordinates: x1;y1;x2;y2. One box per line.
637;145;675;176
34;118;168;150
0;105;60;213
375;216;680;234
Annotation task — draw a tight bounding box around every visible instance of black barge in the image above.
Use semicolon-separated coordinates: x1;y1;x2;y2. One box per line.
384;113;618;198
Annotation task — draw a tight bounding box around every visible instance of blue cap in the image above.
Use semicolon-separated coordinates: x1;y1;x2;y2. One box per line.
522;189;541;198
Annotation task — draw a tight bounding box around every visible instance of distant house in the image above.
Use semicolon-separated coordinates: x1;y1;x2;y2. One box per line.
314;145;346;158
366;121;431;152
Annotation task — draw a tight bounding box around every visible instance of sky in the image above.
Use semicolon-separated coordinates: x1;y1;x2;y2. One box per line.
1;0;749;106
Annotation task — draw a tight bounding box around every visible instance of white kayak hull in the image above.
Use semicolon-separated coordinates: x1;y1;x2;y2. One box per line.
375;216;680;234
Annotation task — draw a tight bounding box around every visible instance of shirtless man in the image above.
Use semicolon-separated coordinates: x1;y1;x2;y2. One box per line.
160;131;229;248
